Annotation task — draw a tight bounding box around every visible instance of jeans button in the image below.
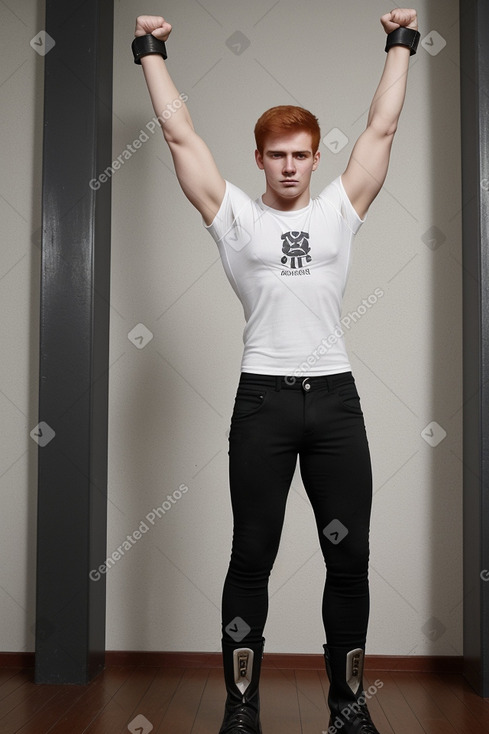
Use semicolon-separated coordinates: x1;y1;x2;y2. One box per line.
302;378;311;391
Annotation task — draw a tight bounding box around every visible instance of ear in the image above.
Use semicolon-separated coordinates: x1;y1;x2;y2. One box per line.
255;149;265;170
312;150;320;171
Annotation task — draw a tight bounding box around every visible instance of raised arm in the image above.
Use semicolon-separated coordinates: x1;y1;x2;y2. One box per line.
341;8;418;220
135;15;226;225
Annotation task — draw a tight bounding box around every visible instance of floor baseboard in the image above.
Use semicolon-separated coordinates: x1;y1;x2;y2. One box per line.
0;651;462;673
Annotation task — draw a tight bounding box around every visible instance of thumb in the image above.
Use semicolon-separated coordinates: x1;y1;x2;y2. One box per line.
134;15;172;40
151;24;171;41
380;12;401;34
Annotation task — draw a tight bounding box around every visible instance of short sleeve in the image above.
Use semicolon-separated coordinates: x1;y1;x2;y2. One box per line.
318;175;366;235
204;180;254;246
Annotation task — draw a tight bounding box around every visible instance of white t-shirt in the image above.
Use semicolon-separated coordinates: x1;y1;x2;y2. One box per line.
205;175;365;376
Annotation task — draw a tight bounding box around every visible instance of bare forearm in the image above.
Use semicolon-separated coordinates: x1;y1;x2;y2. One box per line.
367;45;411;135
135;15;194;144
341;8;418;218
133;14;225;222
140;54;193;143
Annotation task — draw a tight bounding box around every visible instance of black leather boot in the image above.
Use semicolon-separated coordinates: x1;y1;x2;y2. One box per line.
218;637;264;734
324;645;380;734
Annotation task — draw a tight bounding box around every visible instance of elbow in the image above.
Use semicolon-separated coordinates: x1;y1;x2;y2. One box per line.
162;125;178;145
369;114;398;139
162;121;193;147
368;120;397;139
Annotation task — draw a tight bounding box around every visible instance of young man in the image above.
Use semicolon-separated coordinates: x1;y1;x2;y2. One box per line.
133;8;419;734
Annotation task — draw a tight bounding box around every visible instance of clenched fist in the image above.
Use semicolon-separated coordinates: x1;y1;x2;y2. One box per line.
381;8;418;33
135;15;172;41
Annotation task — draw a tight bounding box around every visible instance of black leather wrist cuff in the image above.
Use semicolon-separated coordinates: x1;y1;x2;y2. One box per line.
385;27;421;55
132;34;168;64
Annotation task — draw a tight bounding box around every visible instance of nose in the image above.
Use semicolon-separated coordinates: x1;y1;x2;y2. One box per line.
283;155;296;174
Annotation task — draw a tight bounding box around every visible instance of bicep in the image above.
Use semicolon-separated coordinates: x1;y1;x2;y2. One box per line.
341;125;395;220
167;130;226;225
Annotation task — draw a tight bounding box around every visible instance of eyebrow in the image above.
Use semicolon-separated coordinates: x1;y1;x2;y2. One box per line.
266;150;312;155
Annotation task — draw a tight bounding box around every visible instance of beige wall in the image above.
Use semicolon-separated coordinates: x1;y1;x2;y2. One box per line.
0;0;45;652
0;0;462;657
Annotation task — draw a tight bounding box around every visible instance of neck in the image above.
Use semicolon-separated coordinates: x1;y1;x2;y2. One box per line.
262;186;311;211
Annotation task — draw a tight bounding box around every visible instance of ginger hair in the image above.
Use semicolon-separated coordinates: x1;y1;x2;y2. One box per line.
254;105;321;155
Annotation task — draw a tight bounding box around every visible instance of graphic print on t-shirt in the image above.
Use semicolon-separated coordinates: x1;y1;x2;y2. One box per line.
280;231;312;275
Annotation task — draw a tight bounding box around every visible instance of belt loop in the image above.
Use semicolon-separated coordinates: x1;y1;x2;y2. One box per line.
275;376;282;392
326;375;333;392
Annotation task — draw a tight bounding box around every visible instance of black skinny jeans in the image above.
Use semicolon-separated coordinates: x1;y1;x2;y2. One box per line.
222;371;373;651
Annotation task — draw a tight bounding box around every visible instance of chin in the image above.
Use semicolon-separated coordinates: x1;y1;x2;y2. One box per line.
279;185;303;195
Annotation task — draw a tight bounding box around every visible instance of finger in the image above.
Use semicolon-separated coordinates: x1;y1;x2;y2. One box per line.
136;15;165;33
380;11;394;24
380;12;400;33
390;8;417;28
151;23;172;40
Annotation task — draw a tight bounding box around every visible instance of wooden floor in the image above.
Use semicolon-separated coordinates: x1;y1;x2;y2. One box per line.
1;664;489;734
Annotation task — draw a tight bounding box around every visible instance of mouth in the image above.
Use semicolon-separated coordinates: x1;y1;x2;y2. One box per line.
281;180;298;185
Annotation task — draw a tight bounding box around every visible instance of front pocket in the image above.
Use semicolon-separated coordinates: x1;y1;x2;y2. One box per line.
338;385;363;415
232;387;268;419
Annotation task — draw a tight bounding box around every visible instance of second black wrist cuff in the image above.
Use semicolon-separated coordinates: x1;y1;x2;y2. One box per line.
132;34;168;64
385;27;421;55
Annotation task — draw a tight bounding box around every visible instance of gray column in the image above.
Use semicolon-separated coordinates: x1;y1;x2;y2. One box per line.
460;0;489;698
35;0;114;684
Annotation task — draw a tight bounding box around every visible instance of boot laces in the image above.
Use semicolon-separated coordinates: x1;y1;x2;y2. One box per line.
329;703;380;734
219;703;259;734
351;704;380;734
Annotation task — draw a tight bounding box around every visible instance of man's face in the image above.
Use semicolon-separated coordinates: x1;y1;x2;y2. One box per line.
255;130;320;205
